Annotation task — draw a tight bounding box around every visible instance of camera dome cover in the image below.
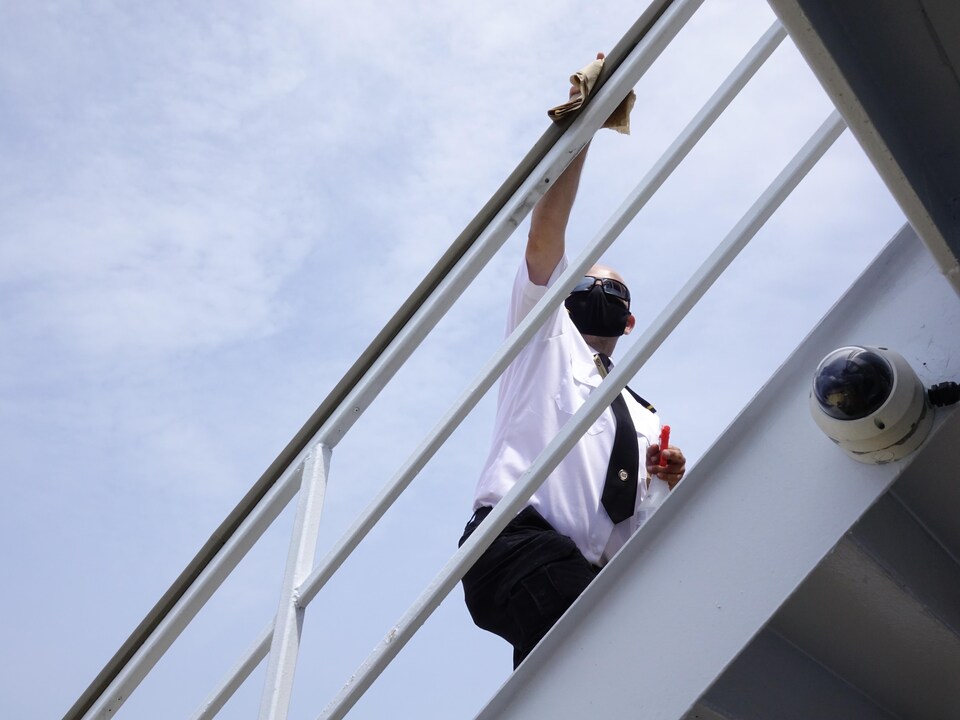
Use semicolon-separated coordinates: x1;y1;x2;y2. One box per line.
812;346;894;420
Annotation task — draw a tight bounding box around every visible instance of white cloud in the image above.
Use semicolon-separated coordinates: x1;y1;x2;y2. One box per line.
0;2;911;719
0;3;332;359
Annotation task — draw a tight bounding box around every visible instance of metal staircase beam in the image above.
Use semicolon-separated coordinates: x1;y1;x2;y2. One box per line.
188;15;790;718
474;224;960;718
64;4;681;717
693;630;897;720
770;464;960;717
766;0;960;293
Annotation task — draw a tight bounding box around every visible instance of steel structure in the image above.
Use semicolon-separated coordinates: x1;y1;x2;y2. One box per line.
66;0;960;718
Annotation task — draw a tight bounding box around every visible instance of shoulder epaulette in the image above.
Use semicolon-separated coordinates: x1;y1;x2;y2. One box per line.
625;386;656;414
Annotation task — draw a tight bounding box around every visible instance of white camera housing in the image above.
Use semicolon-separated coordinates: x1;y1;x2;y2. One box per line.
809;345;933;464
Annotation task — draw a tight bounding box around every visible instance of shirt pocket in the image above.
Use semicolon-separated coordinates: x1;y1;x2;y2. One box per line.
554;370;611;436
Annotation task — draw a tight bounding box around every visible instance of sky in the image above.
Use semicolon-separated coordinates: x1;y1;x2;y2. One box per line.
0;1;908;719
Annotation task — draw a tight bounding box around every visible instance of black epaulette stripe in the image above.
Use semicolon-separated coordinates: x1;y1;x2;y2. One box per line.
625;386;656;413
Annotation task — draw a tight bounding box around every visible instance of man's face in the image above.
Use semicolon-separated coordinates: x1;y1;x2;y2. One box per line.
564;264;636;343
570;265;631;311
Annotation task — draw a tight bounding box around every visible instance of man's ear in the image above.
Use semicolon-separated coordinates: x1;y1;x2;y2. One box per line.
623;313;636;336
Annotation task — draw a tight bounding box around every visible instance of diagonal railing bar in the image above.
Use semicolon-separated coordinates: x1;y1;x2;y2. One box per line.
82;462;303;720
187;15;783;718
258;445;331;720
64;2;679;718
299;0;707;457
191;625;273;720
252;0;704;711
69;4;681;718
296;20;787;609
317;110;847;720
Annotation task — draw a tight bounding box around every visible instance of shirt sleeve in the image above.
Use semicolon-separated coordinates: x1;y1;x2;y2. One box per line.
506;255;569;335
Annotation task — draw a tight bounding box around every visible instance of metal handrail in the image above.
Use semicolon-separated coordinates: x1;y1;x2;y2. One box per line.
257;1;708;716
201;1;770;714
66;2;679;718
317;94;846;720
192;16;788;717
297;18;788;612
68;2;848;718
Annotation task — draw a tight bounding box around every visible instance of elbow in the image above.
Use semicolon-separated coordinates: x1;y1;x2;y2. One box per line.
525;232;562;287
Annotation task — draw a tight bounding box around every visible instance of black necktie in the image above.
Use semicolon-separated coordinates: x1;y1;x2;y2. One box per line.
596;353;639;524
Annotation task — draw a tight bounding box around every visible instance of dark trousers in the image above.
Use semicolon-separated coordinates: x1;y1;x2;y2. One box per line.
459;505;601;668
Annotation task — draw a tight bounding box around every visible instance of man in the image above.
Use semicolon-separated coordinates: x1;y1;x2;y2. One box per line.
459;70;687;668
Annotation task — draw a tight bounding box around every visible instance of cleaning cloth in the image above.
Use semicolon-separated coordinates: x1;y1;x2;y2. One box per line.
547;57;636;134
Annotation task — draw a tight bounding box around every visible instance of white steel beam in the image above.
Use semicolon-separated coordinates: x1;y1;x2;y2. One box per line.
184;10;780;715
697;630;897;719
82;462;304;720
191;623;272;720
771;488;960;716
474;225;960;718
766;0;960;294
296;17;786;612
316;109;845;720
850;493;960;636
310;0;710;453
77;4;706;716
258;445;332;720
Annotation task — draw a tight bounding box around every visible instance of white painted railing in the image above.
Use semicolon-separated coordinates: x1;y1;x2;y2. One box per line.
68;1;851;718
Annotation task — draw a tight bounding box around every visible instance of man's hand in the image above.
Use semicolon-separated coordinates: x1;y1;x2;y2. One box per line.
569;51;605;99
646;444;686;490
526;51;605;286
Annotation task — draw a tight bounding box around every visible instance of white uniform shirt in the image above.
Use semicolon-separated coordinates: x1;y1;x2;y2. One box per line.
473;257;665;565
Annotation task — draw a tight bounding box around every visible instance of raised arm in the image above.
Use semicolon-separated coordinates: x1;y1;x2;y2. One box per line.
526;144;590;286
526;52;604;286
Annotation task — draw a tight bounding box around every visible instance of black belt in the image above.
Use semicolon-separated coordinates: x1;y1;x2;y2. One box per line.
468;505;493;528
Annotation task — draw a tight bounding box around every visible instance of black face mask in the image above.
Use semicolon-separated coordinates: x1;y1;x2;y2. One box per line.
564;286;631;337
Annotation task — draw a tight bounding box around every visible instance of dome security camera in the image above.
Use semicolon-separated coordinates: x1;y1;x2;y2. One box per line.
809;346;933;464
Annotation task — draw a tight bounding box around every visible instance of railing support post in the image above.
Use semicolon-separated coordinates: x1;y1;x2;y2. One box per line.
258;444;332;720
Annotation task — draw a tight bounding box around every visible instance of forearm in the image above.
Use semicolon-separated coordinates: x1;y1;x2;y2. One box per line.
526;143;590;285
